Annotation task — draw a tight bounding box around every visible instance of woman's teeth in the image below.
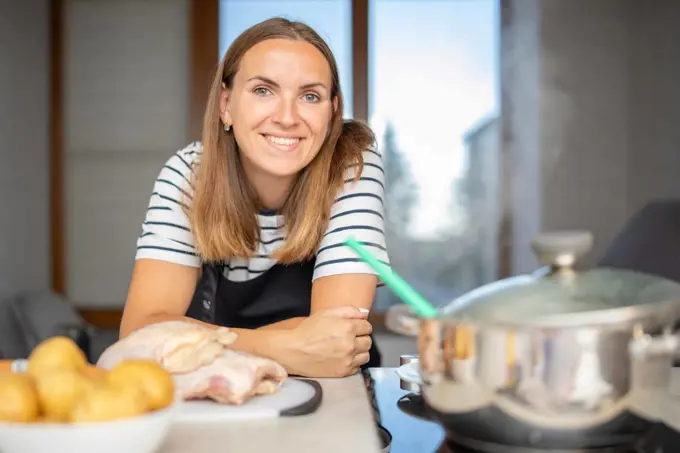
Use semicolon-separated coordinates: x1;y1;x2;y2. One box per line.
265;135;300;146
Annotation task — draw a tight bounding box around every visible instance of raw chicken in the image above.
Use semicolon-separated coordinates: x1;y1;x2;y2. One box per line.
97;321;288;405
173;349;288;405
97;321;237;373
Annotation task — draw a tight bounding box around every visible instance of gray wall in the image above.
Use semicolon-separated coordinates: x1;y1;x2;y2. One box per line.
627;1;680;215
0;0;51;298
64;0;190;307
0;0;190;307
503;0;680;274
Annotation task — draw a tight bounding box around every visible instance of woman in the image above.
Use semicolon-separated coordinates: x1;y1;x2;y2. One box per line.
120;18;390;379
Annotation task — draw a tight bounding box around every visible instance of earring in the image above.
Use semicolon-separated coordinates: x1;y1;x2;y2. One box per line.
223;123;231;132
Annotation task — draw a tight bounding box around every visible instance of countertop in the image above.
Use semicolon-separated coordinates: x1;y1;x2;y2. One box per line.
159;373;383;453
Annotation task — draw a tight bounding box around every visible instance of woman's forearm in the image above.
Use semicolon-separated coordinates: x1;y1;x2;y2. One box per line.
126;311;305;334
122;312;295;368
120;312;218;338
256;317;306;330
228;327;293;360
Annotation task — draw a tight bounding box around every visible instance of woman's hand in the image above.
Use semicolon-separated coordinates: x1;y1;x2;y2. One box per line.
281;306;373;378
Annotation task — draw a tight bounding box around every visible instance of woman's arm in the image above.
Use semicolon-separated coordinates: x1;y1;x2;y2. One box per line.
121;259;370;377
257;273;377;331
119;260;199;337
120;259;291;359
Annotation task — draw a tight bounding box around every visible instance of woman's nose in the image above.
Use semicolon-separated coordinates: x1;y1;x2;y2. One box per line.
272;98;300;127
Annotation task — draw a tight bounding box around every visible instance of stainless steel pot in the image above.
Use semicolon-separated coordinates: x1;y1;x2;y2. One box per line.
410;231;680;452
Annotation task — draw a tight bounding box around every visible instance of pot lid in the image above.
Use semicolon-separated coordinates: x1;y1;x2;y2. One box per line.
440;231;680;325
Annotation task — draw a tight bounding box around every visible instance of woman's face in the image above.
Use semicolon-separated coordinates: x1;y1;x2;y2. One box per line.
220;38;337;196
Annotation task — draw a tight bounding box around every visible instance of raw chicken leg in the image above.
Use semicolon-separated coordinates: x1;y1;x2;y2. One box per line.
174;349;288;405
97;321;237;373
96;321;288;405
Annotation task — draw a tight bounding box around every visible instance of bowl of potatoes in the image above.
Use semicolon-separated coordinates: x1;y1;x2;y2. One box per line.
0;336;179;453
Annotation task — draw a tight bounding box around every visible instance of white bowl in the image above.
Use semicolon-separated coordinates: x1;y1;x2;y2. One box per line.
0;402;178;453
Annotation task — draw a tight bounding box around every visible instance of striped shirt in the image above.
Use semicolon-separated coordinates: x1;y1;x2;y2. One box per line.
136;142;390;283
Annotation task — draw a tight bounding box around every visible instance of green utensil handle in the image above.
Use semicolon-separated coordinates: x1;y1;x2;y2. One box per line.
344;237;438;319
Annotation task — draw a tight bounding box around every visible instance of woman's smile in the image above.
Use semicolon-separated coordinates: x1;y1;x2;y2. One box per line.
261;133;304;152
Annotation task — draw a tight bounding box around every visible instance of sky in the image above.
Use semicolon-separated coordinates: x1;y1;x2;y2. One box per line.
219;0;499;239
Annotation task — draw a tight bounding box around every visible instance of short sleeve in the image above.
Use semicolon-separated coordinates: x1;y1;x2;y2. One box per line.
135;143;202;268
313;149;390;281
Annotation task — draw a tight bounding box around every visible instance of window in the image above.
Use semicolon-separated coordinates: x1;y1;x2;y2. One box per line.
369;0;500;309
218;0;354;118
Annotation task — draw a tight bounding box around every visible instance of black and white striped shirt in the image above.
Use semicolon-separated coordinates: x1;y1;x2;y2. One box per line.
136;142;390;283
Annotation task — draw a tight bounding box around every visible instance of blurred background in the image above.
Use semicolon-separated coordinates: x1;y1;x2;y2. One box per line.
2;0;680;365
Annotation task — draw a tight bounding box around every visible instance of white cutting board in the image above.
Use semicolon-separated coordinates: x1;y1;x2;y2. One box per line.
175;378;322;423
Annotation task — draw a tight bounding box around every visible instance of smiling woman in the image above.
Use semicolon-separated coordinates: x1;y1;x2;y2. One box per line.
120;18;390;379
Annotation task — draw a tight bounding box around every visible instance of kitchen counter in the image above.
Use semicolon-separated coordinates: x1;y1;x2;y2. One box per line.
159;373;383;453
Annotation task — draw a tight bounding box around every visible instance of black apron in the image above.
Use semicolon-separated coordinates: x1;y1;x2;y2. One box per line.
186;259;381;369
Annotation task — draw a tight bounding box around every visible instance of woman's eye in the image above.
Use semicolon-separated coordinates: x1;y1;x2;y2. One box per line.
254;87;271;96
303;93;320;103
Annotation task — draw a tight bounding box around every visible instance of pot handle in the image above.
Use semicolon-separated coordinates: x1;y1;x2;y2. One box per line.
629;331;680;360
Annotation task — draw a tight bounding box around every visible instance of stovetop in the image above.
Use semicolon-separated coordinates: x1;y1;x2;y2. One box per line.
435;439;638;453
364;368;680;453
396;392;643;453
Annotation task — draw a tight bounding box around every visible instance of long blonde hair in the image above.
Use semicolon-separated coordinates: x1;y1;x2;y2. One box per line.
189;18;375;263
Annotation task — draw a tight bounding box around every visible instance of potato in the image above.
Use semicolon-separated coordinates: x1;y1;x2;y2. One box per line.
34;369;98;422
0;373;40;423
69;386;147;423
27;336;88;377
106;360;174;411
4;336;174;425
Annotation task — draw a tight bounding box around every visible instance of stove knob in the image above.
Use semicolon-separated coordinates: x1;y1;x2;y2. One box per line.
399;354;421;393
400;354;419;366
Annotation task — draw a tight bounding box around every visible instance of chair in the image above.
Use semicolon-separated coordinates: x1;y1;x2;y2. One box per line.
0;290;93;361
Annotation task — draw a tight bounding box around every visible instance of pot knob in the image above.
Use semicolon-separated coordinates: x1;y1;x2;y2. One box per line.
531;230;594;269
